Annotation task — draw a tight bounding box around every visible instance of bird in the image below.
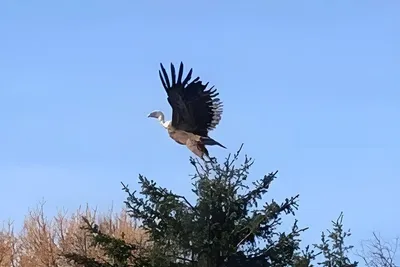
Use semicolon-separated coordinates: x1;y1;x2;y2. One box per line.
148;62;226;161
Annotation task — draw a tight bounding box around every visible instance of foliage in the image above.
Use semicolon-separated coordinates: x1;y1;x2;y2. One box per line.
2;146;363;267
313;212;358;267
119;146;315;266
63;217;149;267
63;146;360;267
0;202;146;267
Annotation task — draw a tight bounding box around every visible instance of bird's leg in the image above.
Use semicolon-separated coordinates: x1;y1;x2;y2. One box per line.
200;155;208;163
210;157;217;164
202;153;217;164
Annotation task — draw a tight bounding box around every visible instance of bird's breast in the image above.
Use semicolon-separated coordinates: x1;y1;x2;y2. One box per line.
168;129;189;145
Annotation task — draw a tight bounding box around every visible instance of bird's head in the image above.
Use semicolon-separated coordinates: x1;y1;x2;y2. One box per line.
147;110;164;121
148;110;170;129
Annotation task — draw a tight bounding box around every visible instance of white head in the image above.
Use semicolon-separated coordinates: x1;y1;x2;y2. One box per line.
147;110;170;129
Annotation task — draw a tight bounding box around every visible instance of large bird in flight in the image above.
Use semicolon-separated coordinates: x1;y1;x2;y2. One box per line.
148;62;225;161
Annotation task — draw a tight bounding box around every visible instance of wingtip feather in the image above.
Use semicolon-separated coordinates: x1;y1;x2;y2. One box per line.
160;63;171;88
170;62;176;85
178;62;184;84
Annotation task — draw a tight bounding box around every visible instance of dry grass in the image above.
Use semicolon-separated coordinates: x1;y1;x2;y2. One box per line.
0;201;147;267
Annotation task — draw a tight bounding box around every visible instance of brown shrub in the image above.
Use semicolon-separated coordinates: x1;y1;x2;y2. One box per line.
0;201;147;267
0;221;18;267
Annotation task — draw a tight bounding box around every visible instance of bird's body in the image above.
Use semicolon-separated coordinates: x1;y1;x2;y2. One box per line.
149;110;225;160
148;62;225;160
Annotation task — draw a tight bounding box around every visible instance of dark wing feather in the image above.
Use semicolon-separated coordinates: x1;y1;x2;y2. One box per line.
182;81;223;136
159;62;192;131
159;62;223;136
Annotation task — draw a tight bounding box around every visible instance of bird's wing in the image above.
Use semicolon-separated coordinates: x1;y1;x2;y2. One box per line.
184;80;223;136
158;62;223;136
159;62;197;131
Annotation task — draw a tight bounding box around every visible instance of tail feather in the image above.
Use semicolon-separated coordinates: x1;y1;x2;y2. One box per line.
200;136;226;149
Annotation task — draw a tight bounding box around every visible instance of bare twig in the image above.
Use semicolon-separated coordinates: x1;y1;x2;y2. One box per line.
356;231;399;267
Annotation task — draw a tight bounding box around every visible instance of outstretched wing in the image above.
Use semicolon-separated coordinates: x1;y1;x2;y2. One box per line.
158;62;223;136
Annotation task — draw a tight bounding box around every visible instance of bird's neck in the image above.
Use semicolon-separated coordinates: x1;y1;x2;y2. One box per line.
157;115;170;129
161;120;171;129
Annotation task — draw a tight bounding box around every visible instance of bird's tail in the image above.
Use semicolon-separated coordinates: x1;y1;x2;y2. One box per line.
200;136;227;149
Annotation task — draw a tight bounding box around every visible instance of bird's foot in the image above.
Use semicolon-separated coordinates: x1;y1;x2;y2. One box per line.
202;156;217;165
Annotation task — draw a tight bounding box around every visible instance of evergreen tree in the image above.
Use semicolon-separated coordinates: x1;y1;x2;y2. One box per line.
313;212;358;267
119;146;312;266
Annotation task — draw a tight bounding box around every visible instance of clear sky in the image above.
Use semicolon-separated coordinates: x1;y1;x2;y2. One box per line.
0;0;399;262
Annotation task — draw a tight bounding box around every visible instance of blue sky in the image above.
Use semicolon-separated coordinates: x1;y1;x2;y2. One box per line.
0;0;399;262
